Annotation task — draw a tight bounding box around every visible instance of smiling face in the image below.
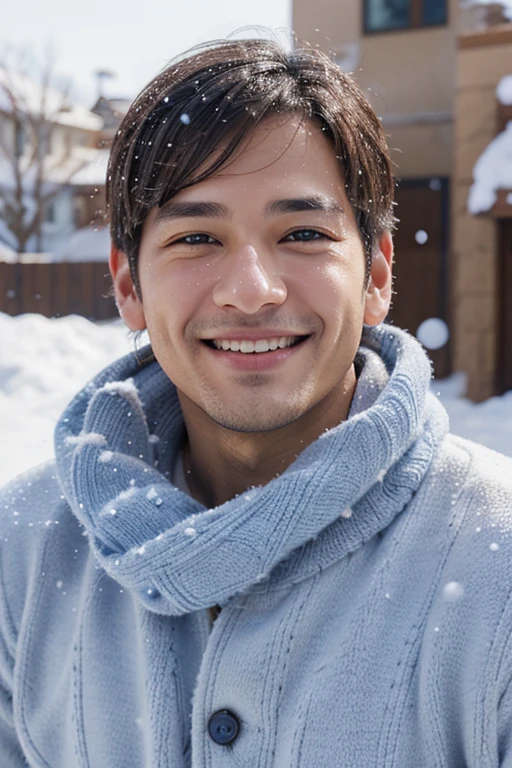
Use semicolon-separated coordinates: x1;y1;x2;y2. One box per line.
112;116;393;434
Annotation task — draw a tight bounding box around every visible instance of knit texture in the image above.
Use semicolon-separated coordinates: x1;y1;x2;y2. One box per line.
3;324;512;767
54;324;448;615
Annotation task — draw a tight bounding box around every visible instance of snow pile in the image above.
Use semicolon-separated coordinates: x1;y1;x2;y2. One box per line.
463;0;512;20
433;374;512;458
466;73;512;214
1;313;512;487
0;312;132;484
467;120;512;214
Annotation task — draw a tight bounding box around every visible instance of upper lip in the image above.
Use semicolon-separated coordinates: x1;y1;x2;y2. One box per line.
199;330;310;341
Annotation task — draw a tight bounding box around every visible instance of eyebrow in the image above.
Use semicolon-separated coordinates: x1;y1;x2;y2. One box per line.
152;195;345;226
153;201;231;225
264;196;345;217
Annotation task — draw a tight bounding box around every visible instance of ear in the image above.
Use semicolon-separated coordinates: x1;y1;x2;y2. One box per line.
363;231;394;327
109;244;146;331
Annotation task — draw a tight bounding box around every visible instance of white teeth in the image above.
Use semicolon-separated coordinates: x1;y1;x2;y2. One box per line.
211;336;299;353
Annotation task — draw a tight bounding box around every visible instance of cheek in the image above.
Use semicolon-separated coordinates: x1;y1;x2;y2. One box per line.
140;260;216;331
294;259;365;323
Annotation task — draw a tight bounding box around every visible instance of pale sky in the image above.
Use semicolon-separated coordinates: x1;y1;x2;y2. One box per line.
2;0;291;106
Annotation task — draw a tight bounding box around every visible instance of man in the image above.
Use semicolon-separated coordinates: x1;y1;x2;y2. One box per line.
1;38;512;767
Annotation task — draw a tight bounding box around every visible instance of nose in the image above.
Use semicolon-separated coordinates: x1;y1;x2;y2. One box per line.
212;245;287;314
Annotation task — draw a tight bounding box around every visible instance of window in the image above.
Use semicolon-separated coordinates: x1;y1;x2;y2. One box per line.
422;0;447;25
364;0;447;33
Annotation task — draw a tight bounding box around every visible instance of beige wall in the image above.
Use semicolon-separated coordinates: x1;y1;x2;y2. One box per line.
293;0;459;178
384;121;453;177
452;26;512;401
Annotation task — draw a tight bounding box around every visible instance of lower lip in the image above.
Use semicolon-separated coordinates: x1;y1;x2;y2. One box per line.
203;340;308;371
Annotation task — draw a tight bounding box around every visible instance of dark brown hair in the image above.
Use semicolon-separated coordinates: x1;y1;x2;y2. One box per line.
107;38;395;294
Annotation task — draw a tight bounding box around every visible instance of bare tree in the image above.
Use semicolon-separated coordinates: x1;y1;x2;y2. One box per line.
0;47;89;256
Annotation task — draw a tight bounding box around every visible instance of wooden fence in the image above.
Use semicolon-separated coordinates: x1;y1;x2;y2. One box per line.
0;262;118;320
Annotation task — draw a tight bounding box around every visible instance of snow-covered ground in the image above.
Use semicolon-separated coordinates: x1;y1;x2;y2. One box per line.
1;312;511;487
0;312;132;485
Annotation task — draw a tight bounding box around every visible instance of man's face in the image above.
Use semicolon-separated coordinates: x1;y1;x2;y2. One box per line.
113;116;392;433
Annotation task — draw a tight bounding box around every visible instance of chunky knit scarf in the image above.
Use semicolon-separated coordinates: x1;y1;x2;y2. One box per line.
55;324;448;616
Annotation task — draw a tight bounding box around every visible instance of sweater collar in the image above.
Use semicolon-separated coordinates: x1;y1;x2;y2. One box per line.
55;324;448;616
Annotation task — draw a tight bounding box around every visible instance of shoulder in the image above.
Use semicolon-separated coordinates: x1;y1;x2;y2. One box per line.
440;433;512;511
413;436;512;709
0;462;87;640
0;460;69;534
424;434;512;627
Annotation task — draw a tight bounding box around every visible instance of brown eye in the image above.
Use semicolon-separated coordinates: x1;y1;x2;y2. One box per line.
180;233;217;245
283;229;326;242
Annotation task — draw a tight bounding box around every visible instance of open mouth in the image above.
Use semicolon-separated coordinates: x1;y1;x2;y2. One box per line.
202;335;310;354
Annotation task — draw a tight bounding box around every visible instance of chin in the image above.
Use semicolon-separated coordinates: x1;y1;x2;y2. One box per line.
206;404;307;434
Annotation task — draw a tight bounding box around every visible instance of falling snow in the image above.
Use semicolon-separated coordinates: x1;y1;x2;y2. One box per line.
416;318;450;351
442;581;465;602
497;74;512;106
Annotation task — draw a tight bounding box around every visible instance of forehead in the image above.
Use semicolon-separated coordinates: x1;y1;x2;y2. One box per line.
160;115;348;210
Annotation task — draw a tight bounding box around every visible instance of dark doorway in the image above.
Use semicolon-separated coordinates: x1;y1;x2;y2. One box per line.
386;178;451;378
497;218;512;395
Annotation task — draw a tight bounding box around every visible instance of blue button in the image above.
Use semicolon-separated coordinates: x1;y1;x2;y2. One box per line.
208;710;240;745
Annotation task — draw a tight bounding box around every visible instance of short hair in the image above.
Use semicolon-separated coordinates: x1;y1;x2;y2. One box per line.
107;38;395;295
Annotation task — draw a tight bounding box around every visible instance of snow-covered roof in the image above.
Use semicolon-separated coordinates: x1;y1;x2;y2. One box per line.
497;75;512;106
0;68;102;132
53;225;110;262
463;0;512;21
467;120;512;214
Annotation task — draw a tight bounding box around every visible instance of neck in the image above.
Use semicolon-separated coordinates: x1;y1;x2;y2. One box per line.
178;366;357;507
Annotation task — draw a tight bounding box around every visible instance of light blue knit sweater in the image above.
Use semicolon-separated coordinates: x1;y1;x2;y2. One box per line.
1;325;512;767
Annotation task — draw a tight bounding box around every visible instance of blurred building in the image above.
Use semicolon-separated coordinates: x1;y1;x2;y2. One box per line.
0;67;106;256
293;0;512;399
